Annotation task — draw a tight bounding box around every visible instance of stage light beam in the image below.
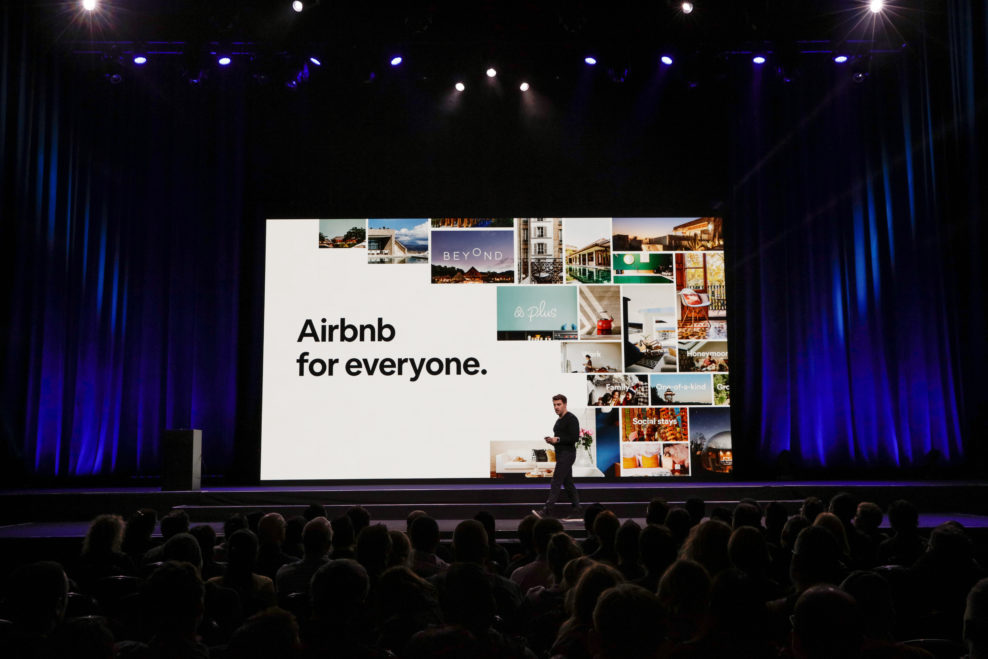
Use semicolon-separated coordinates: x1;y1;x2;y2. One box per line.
82;0;97;11
752;55;766;65
584;56;597;66
390;56;403;67
519;82;530;92
292;1;303;12
869;0;884;13
133;55;147;65
486;67;497;78
681;2;694;14
833;55;849;64
309;57;321;66
218;56;232;66
455;81;465;92
660;55;674;66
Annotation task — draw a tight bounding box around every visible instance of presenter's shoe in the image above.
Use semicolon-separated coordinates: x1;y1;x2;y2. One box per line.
533;507;551;518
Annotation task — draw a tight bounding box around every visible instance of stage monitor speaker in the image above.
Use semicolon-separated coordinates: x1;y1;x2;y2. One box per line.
161;429;202;491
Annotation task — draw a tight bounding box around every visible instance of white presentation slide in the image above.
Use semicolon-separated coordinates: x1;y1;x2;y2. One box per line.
261;218;730;480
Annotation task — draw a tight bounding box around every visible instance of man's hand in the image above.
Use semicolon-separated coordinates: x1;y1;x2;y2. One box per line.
545;436;559;445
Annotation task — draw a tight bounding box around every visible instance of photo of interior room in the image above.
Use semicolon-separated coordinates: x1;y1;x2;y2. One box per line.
622;286;678;372
675;251;727;339
561;341;622;373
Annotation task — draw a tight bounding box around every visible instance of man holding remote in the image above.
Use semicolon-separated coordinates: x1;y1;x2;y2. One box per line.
535;394;582;519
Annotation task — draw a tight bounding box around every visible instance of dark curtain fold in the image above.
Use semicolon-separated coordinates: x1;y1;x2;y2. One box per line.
1;1;984;481
2;3;246;479
729;1;986;475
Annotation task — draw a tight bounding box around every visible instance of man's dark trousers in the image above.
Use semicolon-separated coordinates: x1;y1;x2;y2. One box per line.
546;448;579;511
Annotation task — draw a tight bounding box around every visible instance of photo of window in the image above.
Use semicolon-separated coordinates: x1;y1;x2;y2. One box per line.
517;218;564;284
613;253;674;284
676;251;727;339
564;218;611;284
622;285;679;372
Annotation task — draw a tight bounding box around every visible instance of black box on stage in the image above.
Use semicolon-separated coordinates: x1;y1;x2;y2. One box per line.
161;429;202;491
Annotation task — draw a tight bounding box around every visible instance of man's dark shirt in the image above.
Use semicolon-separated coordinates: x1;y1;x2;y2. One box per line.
553;412;579;449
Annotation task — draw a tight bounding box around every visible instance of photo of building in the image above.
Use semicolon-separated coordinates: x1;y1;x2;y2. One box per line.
367;219;428;264
613;217;724;252
517;218;564;284
318;219;366;248
564;218;611;283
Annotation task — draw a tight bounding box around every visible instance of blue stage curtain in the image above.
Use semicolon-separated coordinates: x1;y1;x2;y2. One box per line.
1;4;249;479
728;4;985;473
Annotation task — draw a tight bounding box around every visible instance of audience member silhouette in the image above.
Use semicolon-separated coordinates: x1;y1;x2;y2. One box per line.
506;514;538;575
551;562;624;659
519;533;583;657
122;509;158;563
0;561;68;659
387;529;410;568
588;510;620;566
615;519;645;581
73;514;134;591
283;516;306;559
355;523;393;586
214;513;248;562
636;523;678;593
119;561;209;659
256;513;293;580
965;578;988;659
329;514;356;560
226;607;298;659
665;508;694;551
579;503;606;556
373;566;442;656
646;497;670;526
789;584;864;659
592;583;665;659
510;517;563;592
658;559;710;645
681;519;732;578
474;510;511;575
190;525;225;580
302;559;385;658
208;529;276;619
408;515;448;579
275;517;331;597
346;506;372;538
878;499;927;567
685;498;706;527
142;510;190;566
800;496;825;524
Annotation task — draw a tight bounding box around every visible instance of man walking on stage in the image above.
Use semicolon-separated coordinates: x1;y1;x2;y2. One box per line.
535;394;583;519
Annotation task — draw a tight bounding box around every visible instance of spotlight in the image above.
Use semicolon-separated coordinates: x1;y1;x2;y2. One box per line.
486;67;497;78
390;56;403;67
584;56;597;66
309;57;321;66
292;0;303;12
852;71;869;83
455;81;465;92
681;2;694;14
869;0;884;13
519;82;530;91
133;55;147;65
82;0;97;10
833;55;849;64
752;55;766;65
660;55;674;66
218;56;232;66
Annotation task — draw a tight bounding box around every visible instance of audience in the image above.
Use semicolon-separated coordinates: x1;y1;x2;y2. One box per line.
1;494;982;659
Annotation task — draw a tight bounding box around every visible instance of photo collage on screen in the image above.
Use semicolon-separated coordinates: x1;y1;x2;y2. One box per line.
316;217;731;479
